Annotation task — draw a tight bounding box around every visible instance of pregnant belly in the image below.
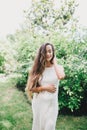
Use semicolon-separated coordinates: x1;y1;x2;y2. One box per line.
38;91;57;101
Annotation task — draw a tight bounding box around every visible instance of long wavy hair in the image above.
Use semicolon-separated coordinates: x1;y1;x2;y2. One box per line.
25;43;55;99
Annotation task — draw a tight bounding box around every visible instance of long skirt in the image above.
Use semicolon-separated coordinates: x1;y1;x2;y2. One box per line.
32;93;58;130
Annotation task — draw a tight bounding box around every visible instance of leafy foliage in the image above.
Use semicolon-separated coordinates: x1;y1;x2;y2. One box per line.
3;0;87;113
0;53;5;73
12;29;87;113
50;33;87;112
25;0;77;35
0;40;17;74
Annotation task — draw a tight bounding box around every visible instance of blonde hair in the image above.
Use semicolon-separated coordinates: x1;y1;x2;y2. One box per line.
25;73;33;100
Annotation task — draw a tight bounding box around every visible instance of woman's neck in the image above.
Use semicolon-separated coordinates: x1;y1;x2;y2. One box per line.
45;61;53;67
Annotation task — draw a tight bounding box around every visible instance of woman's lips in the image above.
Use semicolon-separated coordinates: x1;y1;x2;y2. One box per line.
46;56;51;58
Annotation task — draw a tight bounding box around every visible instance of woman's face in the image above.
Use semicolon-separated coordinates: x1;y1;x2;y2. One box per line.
45;45;53;62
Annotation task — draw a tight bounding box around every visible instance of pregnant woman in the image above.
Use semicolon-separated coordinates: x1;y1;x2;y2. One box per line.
25;43;65;130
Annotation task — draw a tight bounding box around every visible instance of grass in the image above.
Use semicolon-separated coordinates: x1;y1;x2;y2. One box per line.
0;75;32;130
0;74;87;130
56;115;87;130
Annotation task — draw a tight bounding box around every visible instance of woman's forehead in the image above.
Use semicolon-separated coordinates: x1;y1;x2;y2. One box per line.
46;45;52;50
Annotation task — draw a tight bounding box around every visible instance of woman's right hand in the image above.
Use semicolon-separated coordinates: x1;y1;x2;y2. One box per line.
44;84;56;93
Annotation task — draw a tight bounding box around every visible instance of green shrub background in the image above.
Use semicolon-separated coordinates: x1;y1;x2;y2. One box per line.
14;32;87;113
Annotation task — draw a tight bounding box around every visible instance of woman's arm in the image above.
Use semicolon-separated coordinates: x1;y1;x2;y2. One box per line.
30;84;56;93
53;57;65;80
29;86;43;93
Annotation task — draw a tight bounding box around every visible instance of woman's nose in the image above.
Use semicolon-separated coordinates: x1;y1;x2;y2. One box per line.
46;52;50;56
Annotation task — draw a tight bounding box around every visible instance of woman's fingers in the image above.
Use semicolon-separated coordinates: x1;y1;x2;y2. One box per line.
51;86;56;93
47;84;56;93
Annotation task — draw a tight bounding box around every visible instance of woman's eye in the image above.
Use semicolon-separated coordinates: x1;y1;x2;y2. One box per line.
48;50;51;53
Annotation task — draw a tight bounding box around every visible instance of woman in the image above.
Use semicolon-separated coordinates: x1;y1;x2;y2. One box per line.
25;43;65;130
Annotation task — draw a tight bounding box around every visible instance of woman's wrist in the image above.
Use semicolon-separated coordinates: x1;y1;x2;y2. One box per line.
41;86;46;91
39;87;43;92
37;86;45;92
53;57;58;65
30;85;50;93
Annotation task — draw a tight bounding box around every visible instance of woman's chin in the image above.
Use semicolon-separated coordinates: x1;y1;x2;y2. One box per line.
46;58;52;62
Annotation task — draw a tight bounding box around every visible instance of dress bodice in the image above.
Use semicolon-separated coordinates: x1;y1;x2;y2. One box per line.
39;65;59;87
33;66;59;100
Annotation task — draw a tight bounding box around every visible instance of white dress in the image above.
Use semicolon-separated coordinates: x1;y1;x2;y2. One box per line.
32;66;59;130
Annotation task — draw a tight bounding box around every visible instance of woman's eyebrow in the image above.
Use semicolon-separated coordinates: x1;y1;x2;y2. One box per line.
46;49;52;51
